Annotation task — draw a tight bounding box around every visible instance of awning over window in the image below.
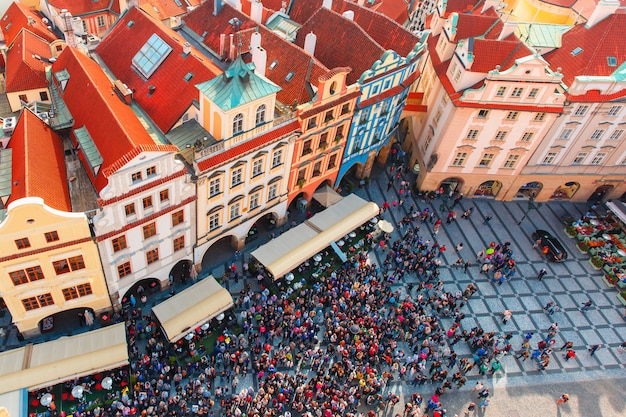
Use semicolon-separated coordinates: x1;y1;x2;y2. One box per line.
0;323;129;394
607;200;626;224
312;184;343;207
152;276;233;342
251;194;379;279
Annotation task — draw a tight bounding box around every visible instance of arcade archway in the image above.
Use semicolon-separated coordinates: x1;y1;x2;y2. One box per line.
39;307;95;335
516;181;543;199
200;235;239;274
550;182;580;200
121;278;160;306
474;180;502;198
588;185;613;203
439;177;464;195
169;259;193;285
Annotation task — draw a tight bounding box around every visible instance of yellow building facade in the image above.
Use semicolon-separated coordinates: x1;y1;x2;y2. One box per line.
0;198;111;338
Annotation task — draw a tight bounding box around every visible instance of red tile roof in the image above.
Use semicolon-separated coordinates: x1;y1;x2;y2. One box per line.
8;109;71;212
541;0;577;7
47;0;120;16
52;47;176;193
470;37;532;73
451;13;502;41
295;7;384;86
542;12;626;86
439;0;484;17
0;2;59;46
96;6;222;132
368;0;409;25
139;0;201;19
5;30;52;93
197;120;299;172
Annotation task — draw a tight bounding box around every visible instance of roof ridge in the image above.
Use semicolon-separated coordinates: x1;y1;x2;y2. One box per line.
310;7;385;53
580;15;614;79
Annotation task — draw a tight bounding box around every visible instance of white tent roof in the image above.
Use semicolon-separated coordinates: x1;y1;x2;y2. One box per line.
607;200;626;224
152;276;234;342
251;194;379;279
0;323;129;394
312;184;343;207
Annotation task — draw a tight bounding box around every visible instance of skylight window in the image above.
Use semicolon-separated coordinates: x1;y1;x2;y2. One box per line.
571;47;583;56
607;56;617;67
174;0;182;6
132;34;172;79
285;71;295;82
184;72;194;82
269;60;278;70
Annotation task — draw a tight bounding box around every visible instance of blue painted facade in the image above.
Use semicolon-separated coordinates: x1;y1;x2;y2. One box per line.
335;34;429;186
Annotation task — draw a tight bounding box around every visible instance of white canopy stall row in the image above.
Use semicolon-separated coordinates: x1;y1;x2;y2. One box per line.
251;194;379;279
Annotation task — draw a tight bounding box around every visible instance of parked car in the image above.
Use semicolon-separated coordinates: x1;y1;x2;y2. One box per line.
532;230;568;262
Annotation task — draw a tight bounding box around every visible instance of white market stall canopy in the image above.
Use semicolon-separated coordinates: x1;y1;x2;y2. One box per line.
152;276;233;343
0;323;129;394
251;193;379;279
607;200;626;224
312;184;343;207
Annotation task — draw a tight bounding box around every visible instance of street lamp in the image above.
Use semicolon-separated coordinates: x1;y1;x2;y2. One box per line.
517;196;543;225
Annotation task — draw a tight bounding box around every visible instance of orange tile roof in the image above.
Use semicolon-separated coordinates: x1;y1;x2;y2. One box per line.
8;109;71;212
470;37;532;73
542;0;577;6
0;2;59;46
197;120;299;172
52;47;175;193
96;6;222;132
439;0;483;18
139;0;195;19
542;12;626;86
369;0;409;25
452;13;502;41
47;0;120;16
295;7;385;86
5;30;52;93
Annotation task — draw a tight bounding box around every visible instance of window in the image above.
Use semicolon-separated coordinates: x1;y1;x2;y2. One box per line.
146;248;159;264
143;196;153;209
132;34;172;78
558;129;573;140
324;110;334;123
256;104;266;125
252;159;263;177
327;154;338;169
250;193;260;210
62;283;93;301
143;222;157;239
272;149;283;168
67;255;85;271
534;112;546;122
319;132;329;148
335;125;345;141
477;109;489;119
19;94;27;103
503;154;520;168
423;136;432;152
233;113;244;135
229;203;240;221
15;238;30;249
117;262;132;279
610;129;624;140
131;171;142;183
574;105;589;116
44;231;59;243
9;270;28;286
231;168;243;187
511;87;524;97
125;203;136;216
40;91;49;101
10;266;45;286
590;129;605;140
312;161;322;177
112;236;127;252
452;152;467;167
573;152;588;164
433;109;442;125
591;152;607;165
297;168;306;182
528;88;540;98
608;105;622;117
307;117;316;129
453;70;462;82
173;236;185;251
209;178;221;197
146;166;156;176
208;213;220;231
478;153;494;167
521;132;534;142
494;131;508;141
341;103;350;115
22;293;54;311
172;210;184;226
542;152;558;164
506;111;519;121
466;129;479;140
97;15;105;27
53;259;70;275
496;86;506;97
302;140;313;156
268;183;278;200
160;189;169;202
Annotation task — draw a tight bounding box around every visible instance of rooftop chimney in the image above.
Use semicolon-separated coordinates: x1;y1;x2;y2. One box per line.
220;33;227;58
304;31;317;56
252;46;267;77
322;0;333;10
250;0;263;24
585;0;619;28
229;33;236;61
183;42;191;55
250;29;262;49
342;10;354;21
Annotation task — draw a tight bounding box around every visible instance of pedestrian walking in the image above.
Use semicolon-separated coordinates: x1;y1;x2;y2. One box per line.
556;394;570;405
588;344;602;355
464;260;472;274
479;399;490;410
537;268;547;280
472;381;483;393
455;242;464;253
580;299;593;311
560;340;573;351
502;310;512;324
563;349;576;361
483;214;493;224
618;341;626;354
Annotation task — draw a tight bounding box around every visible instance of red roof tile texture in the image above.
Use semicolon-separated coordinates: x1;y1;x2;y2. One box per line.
140;0;200;19
47;0;119;15
470;38;532;73
542;12;626;86
52;47;175;193
5;30;52;93
8;109;71;212
440;0;483;17
1;2;59;46
451;13;502;41
197;120;299;172
96;6;222;132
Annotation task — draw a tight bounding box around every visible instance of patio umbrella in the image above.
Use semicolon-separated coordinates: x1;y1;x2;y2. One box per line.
349;324;361;334
40;394;53;407
378;219;394;233
312;184;343;207
486;248;495;255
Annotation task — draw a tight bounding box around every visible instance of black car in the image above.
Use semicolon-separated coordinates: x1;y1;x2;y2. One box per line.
532;230;567;262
